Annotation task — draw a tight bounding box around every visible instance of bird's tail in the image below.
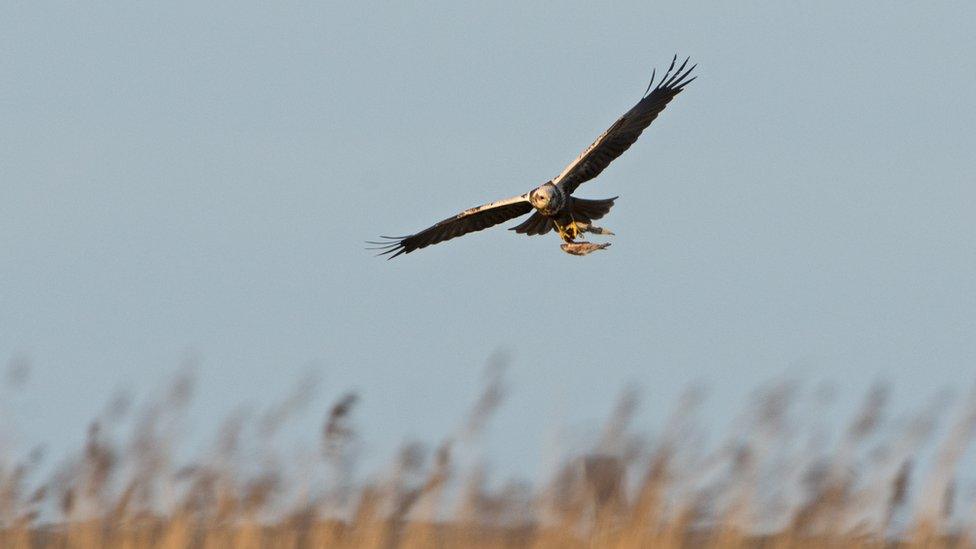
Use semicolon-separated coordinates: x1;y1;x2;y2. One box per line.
509;212;554;235
571;196;617;222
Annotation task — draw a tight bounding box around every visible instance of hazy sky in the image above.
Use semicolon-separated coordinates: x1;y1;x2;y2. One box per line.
2;2;974;476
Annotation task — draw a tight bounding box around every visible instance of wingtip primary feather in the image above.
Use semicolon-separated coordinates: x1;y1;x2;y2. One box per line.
366;236;408;251
643;68;656;97
645;54;694;95
656;57;697;92
662;56;691;89
663;55;678;84
367;234;410;258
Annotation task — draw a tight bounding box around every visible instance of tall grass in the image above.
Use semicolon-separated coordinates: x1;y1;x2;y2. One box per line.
1;357;975;548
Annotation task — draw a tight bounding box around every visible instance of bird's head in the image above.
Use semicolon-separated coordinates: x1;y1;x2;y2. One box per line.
529;182;560;211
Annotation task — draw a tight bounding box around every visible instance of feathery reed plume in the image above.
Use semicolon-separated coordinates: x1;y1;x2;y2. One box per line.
911;383;976;542
0;356;974;547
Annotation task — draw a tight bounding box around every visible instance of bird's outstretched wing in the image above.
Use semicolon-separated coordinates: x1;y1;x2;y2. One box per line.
553;55;696;195
370;194;533;259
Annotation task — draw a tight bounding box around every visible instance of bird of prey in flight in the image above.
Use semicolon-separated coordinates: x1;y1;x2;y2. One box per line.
370;55;696;258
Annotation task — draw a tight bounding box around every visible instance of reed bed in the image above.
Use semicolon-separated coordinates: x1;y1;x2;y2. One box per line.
1;358;975;548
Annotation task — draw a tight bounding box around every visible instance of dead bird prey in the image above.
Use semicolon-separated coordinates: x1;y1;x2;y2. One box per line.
370;56;696;259
561;241;612;256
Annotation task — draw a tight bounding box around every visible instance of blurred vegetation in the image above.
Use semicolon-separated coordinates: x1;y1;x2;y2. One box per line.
1;355;975;548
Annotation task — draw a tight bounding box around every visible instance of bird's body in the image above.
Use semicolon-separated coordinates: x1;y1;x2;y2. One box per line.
370;56;696;259
524;183;615;243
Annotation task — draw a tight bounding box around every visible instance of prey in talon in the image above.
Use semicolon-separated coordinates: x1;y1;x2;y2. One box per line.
370;55;696;259
561;242;612;256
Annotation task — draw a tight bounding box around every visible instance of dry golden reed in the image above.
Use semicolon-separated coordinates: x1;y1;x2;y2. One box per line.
1;356;975;548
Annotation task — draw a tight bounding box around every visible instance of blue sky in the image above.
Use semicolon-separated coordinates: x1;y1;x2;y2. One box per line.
2;2;974;477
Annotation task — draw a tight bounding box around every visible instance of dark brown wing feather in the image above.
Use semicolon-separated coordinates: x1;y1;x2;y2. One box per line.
509;211;554;236
370;195;532;259
553;56;696;195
